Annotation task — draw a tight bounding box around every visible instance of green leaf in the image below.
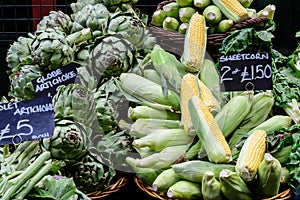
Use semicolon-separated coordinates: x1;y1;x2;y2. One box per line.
27;175;77;200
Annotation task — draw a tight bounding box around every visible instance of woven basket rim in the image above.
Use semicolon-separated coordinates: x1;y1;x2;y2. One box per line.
86;176;127;199
134;175;293;200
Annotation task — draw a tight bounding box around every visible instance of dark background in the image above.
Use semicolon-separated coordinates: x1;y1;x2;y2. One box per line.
1;0;300;99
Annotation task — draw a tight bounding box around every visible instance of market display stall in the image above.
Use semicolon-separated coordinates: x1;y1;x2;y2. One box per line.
0;0;300;199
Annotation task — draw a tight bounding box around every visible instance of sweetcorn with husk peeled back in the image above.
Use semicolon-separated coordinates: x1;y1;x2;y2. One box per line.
180;73;220;135
31;27;92;71
52;83;97;128
189;96;231;163
212;0;249;22
235;130;267;182
8;64;43;100
89;35;136;80
181;12;207;73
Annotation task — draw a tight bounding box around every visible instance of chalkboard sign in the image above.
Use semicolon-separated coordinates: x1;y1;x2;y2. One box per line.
218;52;272;91
32;63;79;97
0;96;54;145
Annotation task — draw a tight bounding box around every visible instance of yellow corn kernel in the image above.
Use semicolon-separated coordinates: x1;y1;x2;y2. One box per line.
180;73;201;134
181;73;220;134
236;129;267;182
181;12;207;73
213;0;249;22
221;0;248;18
197;79;220;115
189;96;231;163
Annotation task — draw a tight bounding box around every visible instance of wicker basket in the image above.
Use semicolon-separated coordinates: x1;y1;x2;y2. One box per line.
134;175;293;200
86;176;128;199
149;0;269;59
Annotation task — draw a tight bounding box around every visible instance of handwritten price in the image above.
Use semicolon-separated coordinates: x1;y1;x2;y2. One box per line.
0;119;33;143
220;64;272;84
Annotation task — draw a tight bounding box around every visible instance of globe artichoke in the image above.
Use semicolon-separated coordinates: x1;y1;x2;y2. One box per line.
52;83;98;128
89;35;136;79
61;153;113;193
106;12;156;52
40;118;92;163
102;0;138;12
70;3;110;34
6;33;35;71
8;64;43;100
70;0;103;14
31;27;92;71
36;10;73;34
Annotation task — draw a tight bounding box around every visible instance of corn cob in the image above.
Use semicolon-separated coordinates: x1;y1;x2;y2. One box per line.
189;96;231;163
180;73;219;134
179;7;196;23
230;115;292;159
219;169;253;200
126;158;162;186
128;106;181;121
203;5;223;25
279;167;290;188
152;168;181;192
163;2;180;18
140;69;162;85
246;8;257;19
167;180;202;199
198;79;221;115
178;23;189;34
150;44;186;94
212;0;249;22
118;73;181;111
215;91;253;138
129;118;182;138
257;4;276;20
236;130;267;182
132;128;192;151
163;17;180;31
172;160;235;182
134;146;155;158
183;138;202;161
181;12;207;73
176;0;193;7
217;19;234;33
257;153;282;198
201;171;222;200
125;145;187;169
228;91;274;151
194;0;211;9
199;59;223;103
151;10;167;27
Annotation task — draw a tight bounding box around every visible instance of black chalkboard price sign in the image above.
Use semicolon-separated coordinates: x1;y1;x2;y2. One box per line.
218;52;273;92
32;62;79;97
0;96;54;145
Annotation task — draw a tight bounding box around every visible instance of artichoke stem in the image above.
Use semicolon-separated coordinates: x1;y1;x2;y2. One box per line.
66;28;93;45
13;161;54;199
2;151;51;200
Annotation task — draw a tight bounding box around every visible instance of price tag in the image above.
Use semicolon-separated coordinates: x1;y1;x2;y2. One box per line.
218;52;272;91
0;96;54;145
32;63;79;97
